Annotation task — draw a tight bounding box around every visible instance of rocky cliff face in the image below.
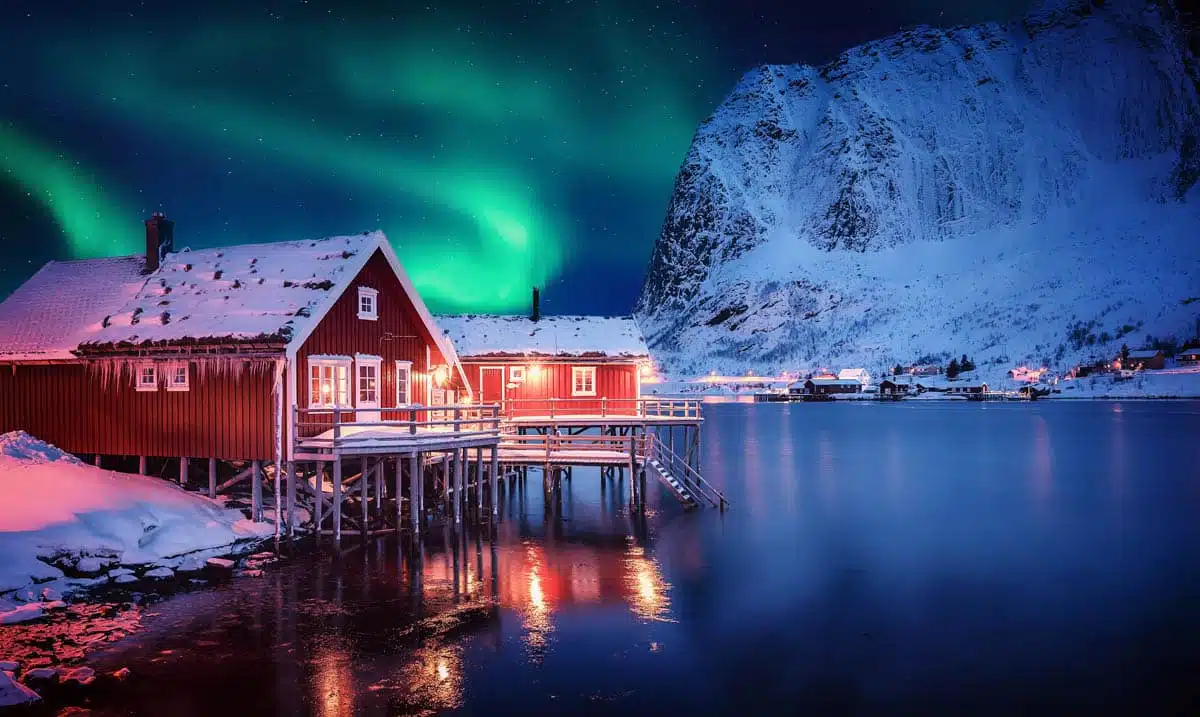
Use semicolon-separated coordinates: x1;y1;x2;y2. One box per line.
636;0;1200;376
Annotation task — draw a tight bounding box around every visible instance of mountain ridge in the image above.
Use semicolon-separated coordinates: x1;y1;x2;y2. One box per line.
636;0;1200;376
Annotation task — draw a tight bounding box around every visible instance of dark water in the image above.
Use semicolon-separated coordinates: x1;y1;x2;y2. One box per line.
83;401;1200;715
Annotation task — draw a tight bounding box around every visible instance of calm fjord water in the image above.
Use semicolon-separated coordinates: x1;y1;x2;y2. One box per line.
87;401;1200;715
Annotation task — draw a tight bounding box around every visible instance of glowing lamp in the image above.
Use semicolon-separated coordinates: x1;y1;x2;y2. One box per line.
528;364;542;379
638;363;650;377
433;365;449;387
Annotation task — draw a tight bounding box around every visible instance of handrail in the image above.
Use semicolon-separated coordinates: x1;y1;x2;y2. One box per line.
645;432;728;509
295;403;503;443
500;397;703;420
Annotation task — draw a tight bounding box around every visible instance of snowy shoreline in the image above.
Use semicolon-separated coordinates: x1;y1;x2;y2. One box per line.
0;431;274;621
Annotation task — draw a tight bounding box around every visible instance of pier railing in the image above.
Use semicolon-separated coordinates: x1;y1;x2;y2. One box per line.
501;397;702;421
294;404;503;451
499;432;640;464
645;432;728;510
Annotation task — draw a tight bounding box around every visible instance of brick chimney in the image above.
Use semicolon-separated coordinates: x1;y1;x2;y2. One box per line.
531;287;540;322
144;212;175;273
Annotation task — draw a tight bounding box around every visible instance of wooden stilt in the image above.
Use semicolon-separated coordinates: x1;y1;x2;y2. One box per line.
455;449;464;524
93;454;101;468
476;446;484;512
410;452;420;533
208;458;217;498
138;455;147;475
251;459;263;521
375;459;384;513
360;456;369;534
490;445;499;518
285;461;297;536
179;457;189;486
314;461;325;534
394;456;403;529
332;458;343;541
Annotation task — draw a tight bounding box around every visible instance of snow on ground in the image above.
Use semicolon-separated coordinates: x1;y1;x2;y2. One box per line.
0;431;272;604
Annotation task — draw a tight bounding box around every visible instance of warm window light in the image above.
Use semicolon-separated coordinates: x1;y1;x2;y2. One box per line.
433;365;449;387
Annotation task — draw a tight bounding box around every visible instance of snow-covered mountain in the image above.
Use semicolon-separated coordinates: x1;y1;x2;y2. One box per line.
636;0;1200;377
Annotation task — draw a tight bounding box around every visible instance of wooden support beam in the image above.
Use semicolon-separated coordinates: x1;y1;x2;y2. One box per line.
208;458;217;499
138;456;147;475
394;456;403;529
475;446;484;512
179;457;189;486
332;458;343;541
490;445;499;519
251;460;263;522
215;464;254;494
360;456;369;534
285;461;297;536
375;459;384;513
455;448;465;524
409;453;420;533
314;462;325;533
93;454;102;468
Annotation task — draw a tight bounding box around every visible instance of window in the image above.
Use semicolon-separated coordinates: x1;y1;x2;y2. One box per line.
357;287;378;320
136;364;158;392
309;358;351;408
358;362;378;404
572;366;596;396
395;361;412;405
509;365;525;383
167;362;189;392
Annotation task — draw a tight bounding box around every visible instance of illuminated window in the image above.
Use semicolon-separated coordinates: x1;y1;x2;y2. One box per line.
510;365;526;383
357;287;378;320
167;362;189;392
395;361;412;405
358;362;379;404
135;364;158;392
309;357;351;408
572;366;596;396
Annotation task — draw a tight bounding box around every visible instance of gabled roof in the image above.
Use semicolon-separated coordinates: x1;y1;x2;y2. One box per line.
0;232;461;378
436;314;649;359
0;256;147;361
1127;349;1163;359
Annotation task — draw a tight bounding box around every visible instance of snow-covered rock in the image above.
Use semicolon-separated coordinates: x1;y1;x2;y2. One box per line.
0;661;18;672
636;0;1200;376
0;603;46;625
22;667;58;683
0;431;272;598
205;557;236;570
59;666;96;687
142;567;174;580
0;670;40;706
113;574;138;585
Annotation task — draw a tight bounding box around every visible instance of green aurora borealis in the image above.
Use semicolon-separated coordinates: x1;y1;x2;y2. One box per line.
0;1;719;312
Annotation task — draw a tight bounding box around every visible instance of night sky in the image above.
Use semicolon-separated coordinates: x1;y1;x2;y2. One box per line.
0;0;1030;315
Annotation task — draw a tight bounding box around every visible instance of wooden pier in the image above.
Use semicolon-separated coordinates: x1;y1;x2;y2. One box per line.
275;397;723;541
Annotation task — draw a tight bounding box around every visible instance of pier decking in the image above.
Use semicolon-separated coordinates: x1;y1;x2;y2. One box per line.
284;397;721;541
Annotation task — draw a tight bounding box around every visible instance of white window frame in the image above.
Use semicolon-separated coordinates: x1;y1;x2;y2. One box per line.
308;356;352;409
166;361;190;392
572;366;597;397
357;287;378;321
509;365;526;383
135;363;158;392
355;355;382;408
395;360;413;406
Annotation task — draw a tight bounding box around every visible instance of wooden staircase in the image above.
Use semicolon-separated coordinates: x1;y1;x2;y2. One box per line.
646;457;699;509
642;432;728;511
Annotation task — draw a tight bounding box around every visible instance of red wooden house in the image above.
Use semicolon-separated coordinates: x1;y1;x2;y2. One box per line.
0;213;467;482
437;306;651;419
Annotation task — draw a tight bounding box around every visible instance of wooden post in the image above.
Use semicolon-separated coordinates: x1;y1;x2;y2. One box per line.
409;454;420;532
374;458;384;512
395;456;403;529
476;446;484;512
490;445;499;518
179;457;189;486
138;455;147;475
208;458;217;498
251;460;263;521
314;461;325;534
285;461;297;536
332;458;343;541
455;448;464;524
360;456;369;533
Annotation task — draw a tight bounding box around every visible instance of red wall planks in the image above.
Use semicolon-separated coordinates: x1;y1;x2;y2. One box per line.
0;362;276;460
296;249;459;415
459;360;639;416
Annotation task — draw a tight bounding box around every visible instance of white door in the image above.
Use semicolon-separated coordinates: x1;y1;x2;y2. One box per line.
356;357;381;423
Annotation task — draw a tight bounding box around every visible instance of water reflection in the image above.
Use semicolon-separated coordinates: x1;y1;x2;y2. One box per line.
624;544;672;622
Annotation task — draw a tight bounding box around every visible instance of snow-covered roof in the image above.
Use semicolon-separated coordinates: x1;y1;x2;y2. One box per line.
1127;349;1163;359
436;314;650;359
0;257;147;361
796;377;863;387
78;233;381;351
837;368;870;380
1179;348;1200;356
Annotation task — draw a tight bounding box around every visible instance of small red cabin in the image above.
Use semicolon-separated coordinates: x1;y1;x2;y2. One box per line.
437;313;651;419
0;214;466;469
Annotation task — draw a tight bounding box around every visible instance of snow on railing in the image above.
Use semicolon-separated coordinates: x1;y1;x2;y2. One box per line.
500;397;702;420
294;404;503;447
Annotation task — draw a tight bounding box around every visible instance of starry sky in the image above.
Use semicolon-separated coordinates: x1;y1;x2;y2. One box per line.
0;0;1031;315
